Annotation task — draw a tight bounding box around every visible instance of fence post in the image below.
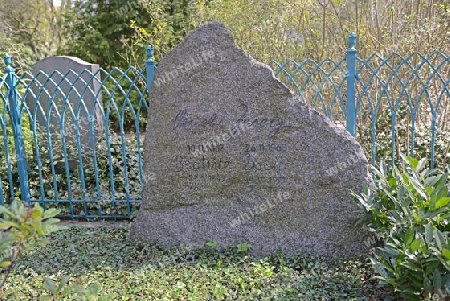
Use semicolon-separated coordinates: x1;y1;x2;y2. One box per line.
3;53;30;204
145;45;156;96
346;33;357;137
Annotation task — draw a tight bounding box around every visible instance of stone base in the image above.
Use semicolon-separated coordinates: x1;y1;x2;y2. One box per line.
130;198;372;258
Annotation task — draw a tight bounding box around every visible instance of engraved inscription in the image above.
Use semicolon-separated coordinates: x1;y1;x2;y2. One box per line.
243;154;283;174
187;143;224;153
173;155;231;172
236;104;290;139
171;104;295;139
245;143;287;153
172;109;226;130
170;103;293;187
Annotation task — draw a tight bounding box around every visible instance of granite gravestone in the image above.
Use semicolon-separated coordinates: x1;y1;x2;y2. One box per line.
26;56;104;170
131;22;372;258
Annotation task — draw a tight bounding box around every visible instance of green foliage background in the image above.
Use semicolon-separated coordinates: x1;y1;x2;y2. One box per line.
53;0;449;71
58;0;195;70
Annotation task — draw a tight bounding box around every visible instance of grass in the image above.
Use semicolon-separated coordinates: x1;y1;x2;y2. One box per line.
1;224;402;300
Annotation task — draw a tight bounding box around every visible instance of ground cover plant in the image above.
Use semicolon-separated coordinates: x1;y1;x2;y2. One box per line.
0;224;403;300
3;156;450;300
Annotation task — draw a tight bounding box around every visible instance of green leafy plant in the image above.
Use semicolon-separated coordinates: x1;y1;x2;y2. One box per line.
0;201;61;288
206;240;218;249
71;281;116;301
42;276;115;301
236;243;252;253
354;154;450;300
42;275;72;300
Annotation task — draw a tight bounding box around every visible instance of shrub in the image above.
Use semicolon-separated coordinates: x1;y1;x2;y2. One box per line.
354;154;450;300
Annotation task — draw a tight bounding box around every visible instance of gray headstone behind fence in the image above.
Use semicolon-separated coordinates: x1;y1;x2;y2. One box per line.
131;22;373;258
25;56;104;171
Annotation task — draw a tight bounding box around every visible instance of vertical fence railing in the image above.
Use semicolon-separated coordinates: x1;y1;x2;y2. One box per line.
3;53;30;204
346;33;357;137
145;45;156;97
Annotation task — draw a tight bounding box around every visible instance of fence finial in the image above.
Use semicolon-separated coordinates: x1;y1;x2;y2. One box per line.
4;53;12;69
146;45;154;61
348;32;357;49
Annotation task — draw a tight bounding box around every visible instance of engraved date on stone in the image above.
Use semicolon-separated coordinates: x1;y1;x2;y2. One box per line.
187;144;224;153
245;143;287;153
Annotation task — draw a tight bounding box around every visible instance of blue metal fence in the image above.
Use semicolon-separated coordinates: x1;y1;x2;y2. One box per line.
0;48;156;219
1;34;449;219
269;35;450;171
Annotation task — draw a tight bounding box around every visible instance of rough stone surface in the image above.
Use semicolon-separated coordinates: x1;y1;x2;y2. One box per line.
25;56;103;170
130;22;372;258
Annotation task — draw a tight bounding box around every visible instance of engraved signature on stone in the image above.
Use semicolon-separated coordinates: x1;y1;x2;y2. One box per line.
171;109;226;130
171;104;294;139
235;104;292;139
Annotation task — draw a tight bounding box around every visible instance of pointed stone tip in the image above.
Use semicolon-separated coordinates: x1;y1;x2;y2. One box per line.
154;20;284;95
196;21;228;30
186;21;234;43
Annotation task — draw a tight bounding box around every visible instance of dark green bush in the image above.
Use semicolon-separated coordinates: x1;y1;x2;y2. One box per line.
354;154;450;300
